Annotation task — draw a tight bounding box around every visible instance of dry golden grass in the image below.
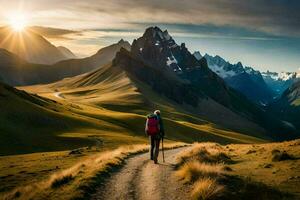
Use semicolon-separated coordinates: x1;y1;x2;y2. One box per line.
176;143;231;166
176;161;223;183
1;142;185;200
191;178;224;200
175;143;225;199
178;141;300;199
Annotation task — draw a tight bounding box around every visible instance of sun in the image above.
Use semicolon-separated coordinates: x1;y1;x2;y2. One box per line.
8;12;28;32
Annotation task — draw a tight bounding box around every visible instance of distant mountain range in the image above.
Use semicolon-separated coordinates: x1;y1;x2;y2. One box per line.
0;39;130;86
198;53;274;104
261;71;300;96
57;46;77;59
268;81;300;132
194;50;300;102
191;50;300;136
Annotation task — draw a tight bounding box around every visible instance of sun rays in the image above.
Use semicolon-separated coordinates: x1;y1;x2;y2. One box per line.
7;11;28;32
0;26;38;62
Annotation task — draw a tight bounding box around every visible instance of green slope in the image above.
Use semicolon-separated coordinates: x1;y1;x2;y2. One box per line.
0;82;146;155
22;63;268;151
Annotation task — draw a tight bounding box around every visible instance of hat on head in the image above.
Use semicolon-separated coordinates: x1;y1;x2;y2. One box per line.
154;110;161;115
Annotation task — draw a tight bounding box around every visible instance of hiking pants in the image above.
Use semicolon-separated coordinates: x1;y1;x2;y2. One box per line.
150;136;160;161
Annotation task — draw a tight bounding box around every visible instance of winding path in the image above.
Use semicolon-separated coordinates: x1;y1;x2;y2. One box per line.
91;147;191;200
53;92;63;99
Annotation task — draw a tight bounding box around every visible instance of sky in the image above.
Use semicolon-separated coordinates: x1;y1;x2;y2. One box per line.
0;0;299;72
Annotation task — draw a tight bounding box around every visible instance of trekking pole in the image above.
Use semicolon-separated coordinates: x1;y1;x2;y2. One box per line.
162;137;165;162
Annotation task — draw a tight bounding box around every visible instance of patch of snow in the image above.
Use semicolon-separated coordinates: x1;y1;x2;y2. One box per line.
170;44;178;48
259;101;267;106
245;68;253;74
245;67;260;75
139;48;143;52
278;72;295;81
262;72;279;80
166;55;178;66
155;41;160;46
166;54;183;72
209;64;236;78
263;71;300;81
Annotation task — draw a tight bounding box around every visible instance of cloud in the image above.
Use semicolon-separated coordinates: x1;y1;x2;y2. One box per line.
2;0;299;38
28;26;81;40
72;0;300;37
131;23;284;41
2;0;300;38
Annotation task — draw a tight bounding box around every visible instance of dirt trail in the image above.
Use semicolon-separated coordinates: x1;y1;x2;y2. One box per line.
91;147;191;200
53;92;64;99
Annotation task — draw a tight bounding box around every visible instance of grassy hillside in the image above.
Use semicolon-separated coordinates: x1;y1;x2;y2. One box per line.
22;63;268;146
0;68;266;156
0;82;147;155
176;140;300;199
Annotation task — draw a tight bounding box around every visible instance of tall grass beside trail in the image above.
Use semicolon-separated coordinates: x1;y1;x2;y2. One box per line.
176;142;232;166
175;161;223;183
1;142;185;200
176;142;293;200
191;178;224;200
175;143;227;200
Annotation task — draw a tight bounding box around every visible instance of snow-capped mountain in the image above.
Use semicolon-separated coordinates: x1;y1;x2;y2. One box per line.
262;71;300;81
200;53;274;104
131;27;203;74
203;54;245;78
261;71;300;96
130;26;255;108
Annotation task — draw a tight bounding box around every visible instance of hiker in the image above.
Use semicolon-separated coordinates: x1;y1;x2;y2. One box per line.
145;110;164;164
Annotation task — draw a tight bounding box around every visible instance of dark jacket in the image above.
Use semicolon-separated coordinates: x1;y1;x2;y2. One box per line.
157;115;164;137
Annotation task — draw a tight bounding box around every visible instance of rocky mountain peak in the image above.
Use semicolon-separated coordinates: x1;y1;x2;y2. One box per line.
236;62;243;68
131;27;202;74
118;39;125;44
193;51;202;61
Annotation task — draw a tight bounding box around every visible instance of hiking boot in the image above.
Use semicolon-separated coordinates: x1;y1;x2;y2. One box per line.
154;159;158;164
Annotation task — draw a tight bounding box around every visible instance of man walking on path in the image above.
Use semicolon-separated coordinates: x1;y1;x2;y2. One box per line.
145;110;165;164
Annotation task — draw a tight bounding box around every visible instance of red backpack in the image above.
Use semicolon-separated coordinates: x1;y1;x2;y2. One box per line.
147;116;159;136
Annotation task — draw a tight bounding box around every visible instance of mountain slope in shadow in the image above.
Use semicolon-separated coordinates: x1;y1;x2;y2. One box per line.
0;40;130;86
0;27;68;64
